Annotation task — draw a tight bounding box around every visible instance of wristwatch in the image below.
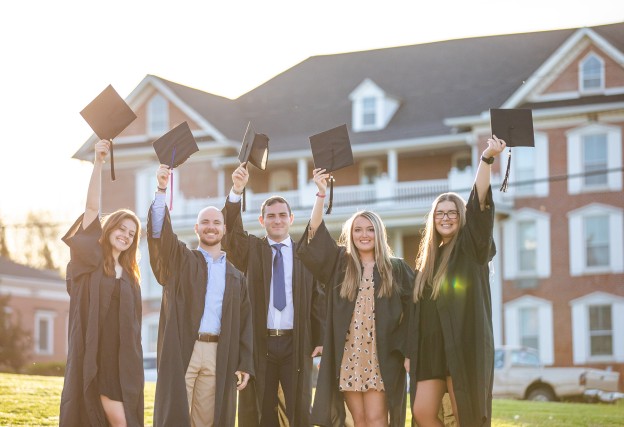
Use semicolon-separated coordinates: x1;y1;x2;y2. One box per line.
481;155;495;165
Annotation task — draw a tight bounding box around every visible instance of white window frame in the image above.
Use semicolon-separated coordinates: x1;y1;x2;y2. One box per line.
508;131;549;197
566;124;622;194
504;295;554;365
570;292;624;364
503;208;551;280
578;52;605;93
568;203;624;276
269;169;294;192
349;78;399;132
34;310;56;356
359;160;382;185
361;96;377;127
147;94;169;135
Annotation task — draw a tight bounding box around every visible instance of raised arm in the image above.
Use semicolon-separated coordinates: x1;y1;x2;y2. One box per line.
222;163;252;272
309;168;330;233
83;140;109;229
474;135;506;210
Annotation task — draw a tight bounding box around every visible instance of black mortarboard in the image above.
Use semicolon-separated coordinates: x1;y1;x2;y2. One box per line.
152;121;199;168
309;124;354;214
239;121;269;170
152;121;199;210
80;84;137;181
237;122;270;212
490;108;535;192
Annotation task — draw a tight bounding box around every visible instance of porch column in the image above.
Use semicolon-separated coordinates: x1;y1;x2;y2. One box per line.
387;149;398;183
392;229;404;258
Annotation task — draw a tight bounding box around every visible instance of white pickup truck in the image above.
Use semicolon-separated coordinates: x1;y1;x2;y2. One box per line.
493;346;621;402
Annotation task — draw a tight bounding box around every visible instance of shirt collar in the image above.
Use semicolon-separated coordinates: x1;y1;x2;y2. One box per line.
197;246;226;264
267;236;292;248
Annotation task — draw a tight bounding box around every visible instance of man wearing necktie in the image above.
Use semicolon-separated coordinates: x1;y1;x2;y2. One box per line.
224;163;326;427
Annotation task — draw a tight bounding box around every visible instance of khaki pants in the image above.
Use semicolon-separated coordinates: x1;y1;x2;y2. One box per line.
185;341;218;427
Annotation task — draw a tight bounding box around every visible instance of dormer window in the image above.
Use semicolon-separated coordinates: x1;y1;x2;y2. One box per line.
362;97;377;126
349;79;400;132
148;94;169;135
579;53;604;92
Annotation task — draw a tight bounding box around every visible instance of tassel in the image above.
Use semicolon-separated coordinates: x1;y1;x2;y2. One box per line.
109;139;116;181
169;147;176;210
242;187;247;212
325;176;335;214
500;148;511;192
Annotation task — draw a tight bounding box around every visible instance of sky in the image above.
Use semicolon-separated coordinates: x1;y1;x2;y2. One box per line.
1;0;622;226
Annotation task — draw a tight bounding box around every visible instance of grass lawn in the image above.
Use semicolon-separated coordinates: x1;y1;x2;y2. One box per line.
0;373;621;426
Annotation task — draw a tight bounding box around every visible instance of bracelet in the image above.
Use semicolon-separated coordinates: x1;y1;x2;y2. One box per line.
481;155;495;165
232;187;243;196
157;186;167;192
316;192;326;198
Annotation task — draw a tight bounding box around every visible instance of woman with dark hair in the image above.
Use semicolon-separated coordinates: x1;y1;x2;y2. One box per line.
406;136;506;427
60;140;144;427
297;168;414;427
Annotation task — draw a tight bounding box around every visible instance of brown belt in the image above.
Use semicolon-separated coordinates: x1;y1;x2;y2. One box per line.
267;329;293;337
197;333;219;343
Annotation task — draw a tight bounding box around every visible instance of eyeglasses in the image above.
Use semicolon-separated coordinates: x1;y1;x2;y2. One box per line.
434;210;459;220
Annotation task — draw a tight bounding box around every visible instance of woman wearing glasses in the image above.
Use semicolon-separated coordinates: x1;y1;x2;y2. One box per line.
406;136;506;427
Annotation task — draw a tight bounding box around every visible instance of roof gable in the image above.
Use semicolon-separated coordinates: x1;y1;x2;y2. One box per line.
503;27;624;108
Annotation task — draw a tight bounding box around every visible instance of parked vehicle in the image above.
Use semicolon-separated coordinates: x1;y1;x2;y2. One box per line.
493;346;620;402
144;352;157;382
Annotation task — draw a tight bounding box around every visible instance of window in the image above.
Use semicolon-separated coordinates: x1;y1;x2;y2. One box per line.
517;221;537;273
519;307;539;351
514;148;535;195
510;349;540;367
568;204;623;276
579;54;604;92
570;292;624;364
148;94;169;135
566;124;622;194
34;311;55;355
589;305;612;357
503;209;550;280
269;170;294;192
362;97;377;126
582;134;608;187
510;132;549;197
504;296;554;365
584;215;609;268
360;161;381;185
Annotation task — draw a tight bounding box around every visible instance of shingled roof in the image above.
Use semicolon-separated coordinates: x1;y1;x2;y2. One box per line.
0;256;63;281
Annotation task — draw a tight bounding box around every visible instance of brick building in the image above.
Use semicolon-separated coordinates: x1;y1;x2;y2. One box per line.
73;22;624;387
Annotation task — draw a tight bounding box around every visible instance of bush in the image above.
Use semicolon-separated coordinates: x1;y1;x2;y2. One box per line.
23;361;66;377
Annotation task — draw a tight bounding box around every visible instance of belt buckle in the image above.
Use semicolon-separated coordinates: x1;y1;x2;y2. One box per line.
275;329;282;337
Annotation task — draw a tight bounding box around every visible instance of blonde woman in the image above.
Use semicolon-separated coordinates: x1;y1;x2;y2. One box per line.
406;136;506;427
297;168;414;427
61;140;144;427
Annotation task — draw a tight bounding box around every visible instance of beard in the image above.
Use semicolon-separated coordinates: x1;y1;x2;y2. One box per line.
200;235;222;247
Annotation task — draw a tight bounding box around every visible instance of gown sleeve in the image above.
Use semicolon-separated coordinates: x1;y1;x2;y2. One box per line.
296;220;342;285
460;185;496;265
62;214;103;280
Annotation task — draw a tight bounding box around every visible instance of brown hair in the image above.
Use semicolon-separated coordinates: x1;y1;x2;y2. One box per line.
338;211;395;301
99;209;141;284
260;196;292;217
413;193;466;302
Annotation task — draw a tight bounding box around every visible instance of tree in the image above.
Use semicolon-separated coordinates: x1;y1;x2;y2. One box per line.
0;218;10;259
0;295;31;373
21;211;61;271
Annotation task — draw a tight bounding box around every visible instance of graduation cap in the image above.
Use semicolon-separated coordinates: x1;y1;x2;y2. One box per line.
309;124;354;214
152;121;199;210
490;108;535;192
80;85;137;181
238;122;270;211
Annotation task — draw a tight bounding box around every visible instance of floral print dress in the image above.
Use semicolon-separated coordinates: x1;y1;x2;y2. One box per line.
339;275;385;392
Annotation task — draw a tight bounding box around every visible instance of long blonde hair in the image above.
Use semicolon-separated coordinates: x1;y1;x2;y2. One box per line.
413;193;466;302
100;209;142;284
338;211;395;301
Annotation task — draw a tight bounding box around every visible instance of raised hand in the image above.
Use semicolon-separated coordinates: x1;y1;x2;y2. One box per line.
312;168;330;195
156;164;171;189
232;162;249;194
484;135;507;159
94;140;110;163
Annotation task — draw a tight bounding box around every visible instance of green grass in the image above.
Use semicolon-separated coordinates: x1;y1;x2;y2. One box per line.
0;373;621;426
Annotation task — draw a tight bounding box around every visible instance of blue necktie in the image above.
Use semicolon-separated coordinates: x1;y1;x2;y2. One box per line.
272;243;286;311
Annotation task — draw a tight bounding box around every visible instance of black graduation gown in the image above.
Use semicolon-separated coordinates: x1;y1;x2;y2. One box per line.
407;186;496;427
222;199;326;427
297;220;414;427
60;215;144;427
147;205;254;427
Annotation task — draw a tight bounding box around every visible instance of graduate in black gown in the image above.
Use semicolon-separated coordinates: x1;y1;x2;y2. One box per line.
297;168;414;427
406;136;506;427
61;139;144;427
